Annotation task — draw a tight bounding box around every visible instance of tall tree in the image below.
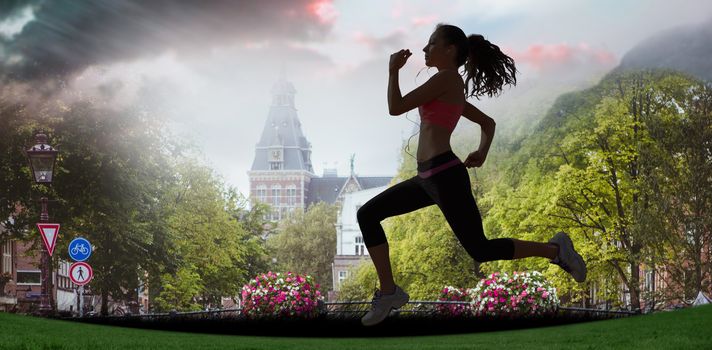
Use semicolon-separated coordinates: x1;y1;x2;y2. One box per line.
157;159;253;311
0;97;176;315
226;189;272;281
484;70;709;310
51;102;175;315
640;75;712;301
267;202;338;294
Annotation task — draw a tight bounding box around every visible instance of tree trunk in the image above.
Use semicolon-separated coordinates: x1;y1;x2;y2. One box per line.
101;288;109;316
695;254;703;294
629;261;641;311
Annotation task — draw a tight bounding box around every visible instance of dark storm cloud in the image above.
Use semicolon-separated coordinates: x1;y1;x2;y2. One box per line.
0;0;35;18
0;0;334;81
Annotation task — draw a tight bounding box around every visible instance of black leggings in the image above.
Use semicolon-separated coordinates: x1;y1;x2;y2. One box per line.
357;150;514;263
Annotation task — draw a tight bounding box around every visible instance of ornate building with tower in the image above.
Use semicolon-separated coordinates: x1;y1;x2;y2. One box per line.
247;76;392;221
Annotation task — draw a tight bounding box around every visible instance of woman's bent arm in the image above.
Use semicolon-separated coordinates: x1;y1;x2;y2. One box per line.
462;102;496;155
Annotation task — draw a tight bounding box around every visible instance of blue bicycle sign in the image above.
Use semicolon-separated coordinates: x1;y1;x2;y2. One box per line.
68;237;92;262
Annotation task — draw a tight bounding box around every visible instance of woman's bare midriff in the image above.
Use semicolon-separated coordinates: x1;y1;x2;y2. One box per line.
415;75;465;162
417;122;453;162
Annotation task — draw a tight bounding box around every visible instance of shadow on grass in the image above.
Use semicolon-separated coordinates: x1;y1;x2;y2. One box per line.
60;307;634;338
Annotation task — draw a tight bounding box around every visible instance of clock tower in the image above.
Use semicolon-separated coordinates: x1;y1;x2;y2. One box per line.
248;75;315;221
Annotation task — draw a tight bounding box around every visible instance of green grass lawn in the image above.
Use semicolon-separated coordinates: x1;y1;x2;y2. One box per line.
1;305;711;350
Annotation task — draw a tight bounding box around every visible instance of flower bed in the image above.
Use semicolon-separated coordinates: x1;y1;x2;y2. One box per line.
436;286;472;316
469;271;559;318
241;272;323;318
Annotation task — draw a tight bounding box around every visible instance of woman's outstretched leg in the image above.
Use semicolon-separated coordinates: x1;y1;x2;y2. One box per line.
357;176;435;326
357;176;434;293
427;163;586;281
511;239;558;259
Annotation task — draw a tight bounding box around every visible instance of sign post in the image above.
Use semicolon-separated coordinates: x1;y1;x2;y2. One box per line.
78;285;84;317
68;237;93;317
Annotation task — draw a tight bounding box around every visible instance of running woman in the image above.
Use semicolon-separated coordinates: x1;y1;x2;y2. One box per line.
358;24;587;327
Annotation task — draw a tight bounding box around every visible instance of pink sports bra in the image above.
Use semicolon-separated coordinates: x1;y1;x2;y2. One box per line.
418;99;464;132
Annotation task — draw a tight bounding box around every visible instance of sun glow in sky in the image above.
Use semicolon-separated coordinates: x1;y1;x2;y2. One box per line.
1;0;710;197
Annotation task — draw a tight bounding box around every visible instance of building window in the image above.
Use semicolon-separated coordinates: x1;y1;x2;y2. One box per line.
645;269;655;292
338;271;347;285
272;185;281;206
16;270;41;285
2;241;11;275
256;186;267;203
287;186;297;205
354;236;366;256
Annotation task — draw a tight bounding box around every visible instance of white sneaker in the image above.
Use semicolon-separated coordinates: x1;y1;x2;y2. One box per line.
549;232;587;283
361;285;409;326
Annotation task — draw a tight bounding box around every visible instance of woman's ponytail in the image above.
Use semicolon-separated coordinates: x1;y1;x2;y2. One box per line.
464;34;517;99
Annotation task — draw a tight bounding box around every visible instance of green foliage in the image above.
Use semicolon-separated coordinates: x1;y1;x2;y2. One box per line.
226;190;272;279
159;159;254;311
267;202;338;294
14;101;176;313
153;265;204;312
0;93;271;313
484;69;712;308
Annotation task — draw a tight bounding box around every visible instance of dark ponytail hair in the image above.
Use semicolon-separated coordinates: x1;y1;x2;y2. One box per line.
435;24;517;99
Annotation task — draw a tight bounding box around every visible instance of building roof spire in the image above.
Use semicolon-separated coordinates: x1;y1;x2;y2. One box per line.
251;76;312;173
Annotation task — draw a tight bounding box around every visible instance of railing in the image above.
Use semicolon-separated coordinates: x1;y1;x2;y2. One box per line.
85;300;637;320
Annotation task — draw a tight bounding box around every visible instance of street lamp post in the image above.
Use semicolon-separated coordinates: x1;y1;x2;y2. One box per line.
25;132;59;315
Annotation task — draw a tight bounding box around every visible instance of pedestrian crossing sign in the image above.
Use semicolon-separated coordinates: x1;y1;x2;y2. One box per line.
69;261;93;286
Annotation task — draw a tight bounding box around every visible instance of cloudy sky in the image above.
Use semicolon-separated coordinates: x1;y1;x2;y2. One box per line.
1;0;711;198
